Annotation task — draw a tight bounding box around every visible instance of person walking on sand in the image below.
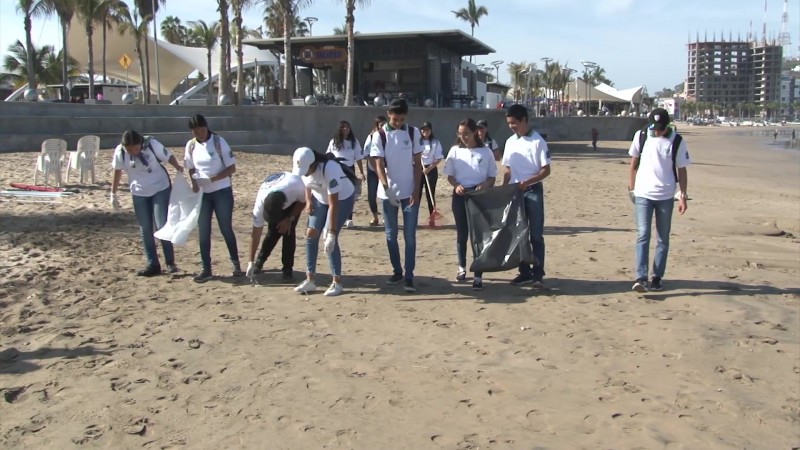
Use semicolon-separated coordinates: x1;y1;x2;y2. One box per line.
110;129;184;277
245;171;307;283
443;118;497;290
292;147;356;297
628;108;691;292
326;120;364;227
418;121;443;227
476;119;502;161
364;115;387;226
502;104;551;289
591;127;599;151
369;98;423;293
184;114;243;283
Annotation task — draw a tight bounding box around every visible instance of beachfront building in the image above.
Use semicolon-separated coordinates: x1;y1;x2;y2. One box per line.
685;35;783;115
245;30;495;107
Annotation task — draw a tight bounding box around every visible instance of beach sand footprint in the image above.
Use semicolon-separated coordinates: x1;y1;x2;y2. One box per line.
71;424;104;445
182;371;211;385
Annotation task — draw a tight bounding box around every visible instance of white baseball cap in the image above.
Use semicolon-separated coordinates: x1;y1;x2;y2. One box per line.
292;147;316;176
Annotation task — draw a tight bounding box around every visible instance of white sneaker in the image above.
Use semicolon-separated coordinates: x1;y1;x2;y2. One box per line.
344;219;354;228
294;279;317;294
323;282;343;296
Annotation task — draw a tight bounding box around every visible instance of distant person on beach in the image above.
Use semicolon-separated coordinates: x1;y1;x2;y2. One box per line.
326;120;364;228
477;119;502;161
184;114;242;283
627;108;691;293
418;121;443;226
110;130;184;277
591;127;599;151
774;128;779;141
363;115;387;226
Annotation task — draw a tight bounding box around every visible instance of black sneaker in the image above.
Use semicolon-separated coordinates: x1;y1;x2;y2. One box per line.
232;263;244;277
137;265;161;277
403;279;416;293
387;273;403;285
632;278;648;293
193;270;213;283
253;261;265;274
282;271;294;282
472;279;484;291
532;279;545;289
456;271;467;283
511;273;534;286
166;264;179;274
650;277;663;291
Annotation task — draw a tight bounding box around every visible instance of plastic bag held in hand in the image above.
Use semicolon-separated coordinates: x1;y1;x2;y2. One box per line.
385;185;400;207
192;173;212;190
245;261;255;280
110;192;121;209
629;190;636;204
323;231;337;254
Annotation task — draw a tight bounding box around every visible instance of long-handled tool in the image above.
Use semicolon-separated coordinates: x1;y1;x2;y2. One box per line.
423;172;444;227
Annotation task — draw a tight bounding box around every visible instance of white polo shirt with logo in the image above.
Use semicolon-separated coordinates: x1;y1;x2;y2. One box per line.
111;139;172;197
442;145;497;188
629;130;691;201
501;129;551;184
420;138;444;166
184;133;236;193
369;124;422;201
251;172;306;227
326;138;364;167
302;160;355;205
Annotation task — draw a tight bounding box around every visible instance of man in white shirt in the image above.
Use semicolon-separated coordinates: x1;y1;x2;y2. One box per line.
502;104;551;288
246;172;307;282
370;98;423;292
628;108;690;292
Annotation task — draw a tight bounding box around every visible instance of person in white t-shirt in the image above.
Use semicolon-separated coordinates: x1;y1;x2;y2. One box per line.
184;114;241;283
627;108;690;293
477;119;502;161
502;104;551;288
364;115;387;226
292;147;356;297
110;129;184;277
443;118;497;290
326;120;364;227
418;121;443;226
369;98;423;293
245;172;307;282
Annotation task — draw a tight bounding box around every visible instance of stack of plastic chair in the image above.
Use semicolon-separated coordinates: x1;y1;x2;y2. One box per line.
33;138;68;186
67;135;100;184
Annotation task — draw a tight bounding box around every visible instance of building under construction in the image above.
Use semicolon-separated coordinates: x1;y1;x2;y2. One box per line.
685;35;783;110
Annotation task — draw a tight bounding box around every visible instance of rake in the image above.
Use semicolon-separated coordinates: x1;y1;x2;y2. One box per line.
423;173;444;227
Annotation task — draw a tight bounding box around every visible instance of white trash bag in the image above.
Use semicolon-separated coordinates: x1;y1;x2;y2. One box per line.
154;174;203;246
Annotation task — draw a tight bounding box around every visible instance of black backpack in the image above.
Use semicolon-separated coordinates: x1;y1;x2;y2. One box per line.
322;153;359;186
634;127;683;182
376;125;416;168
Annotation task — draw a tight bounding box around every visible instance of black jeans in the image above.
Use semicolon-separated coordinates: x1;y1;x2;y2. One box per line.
367;167;379;215
451;190;482;278
255;202;299;274
420;166;438;216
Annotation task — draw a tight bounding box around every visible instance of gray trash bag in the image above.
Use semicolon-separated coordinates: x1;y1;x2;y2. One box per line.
465;184;537;273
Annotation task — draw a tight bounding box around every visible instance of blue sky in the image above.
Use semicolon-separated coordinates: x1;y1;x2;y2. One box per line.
0;0;795;93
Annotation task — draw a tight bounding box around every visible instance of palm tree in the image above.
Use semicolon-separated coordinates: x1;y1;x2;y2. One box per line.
99;0;129;82
118;8;149;103
589;65;613;86
189;20;220;105
451;0;487;63
74;0;111;100
43;0;75;101
3;40;79;88
332;23;346;35
335;0;370;106
263;2;308;37
161;15;185;44
231;0;255;105
262;0;314;104
215;0;231;102
16;0;49;92
507;62;525;102
134;0;165;103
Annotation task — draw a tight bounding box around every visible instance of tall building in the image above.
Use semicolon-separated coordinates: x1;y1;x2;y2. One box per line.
685;38;783;111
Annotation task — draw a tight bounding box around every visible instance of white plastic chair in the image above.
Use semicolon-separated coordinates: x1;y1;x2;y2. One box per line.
67;135;100;184
33;139;68;186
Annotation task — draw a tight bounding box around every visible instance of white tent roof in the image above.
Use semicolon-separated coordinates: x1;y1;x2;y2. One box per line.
568;78;644;104
66;18;278;95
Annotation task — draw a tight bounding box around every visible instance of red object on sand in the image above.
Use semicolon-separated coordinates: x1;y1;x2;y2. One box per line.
10;183;63;192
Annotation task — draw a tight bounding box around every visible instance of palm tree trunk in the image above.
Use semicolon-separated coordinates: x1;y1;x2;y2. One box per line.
86;26;95;100
135;39;146;105
102;20;108;83
143;36;151;104
235;8;244;105
61;21;69;101
282;11;292;105
344;4;355;107
218;0;230;102
207;52;213;105
24;15;37;92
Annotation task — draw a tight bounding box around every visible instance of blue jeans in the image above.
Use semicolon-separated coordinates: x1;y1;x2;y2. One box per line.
451;191;482;278
382;198;420;280
306;194;355;277
520;183;545;280
634;196;674;280
132;187;174;268
198;187;240;271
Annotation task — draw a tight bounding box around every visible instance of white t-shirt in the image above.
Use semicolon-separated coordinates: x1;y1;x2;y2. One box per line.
420;138;444;166
442;146;497;188
326;138;363;167
364;133;376;172
369;125;422;200
629;130;691;201
502;129;551;184
251;172;306;227
111;139;172;197
302;160;355;205
183;133;236;193
484;136;499;153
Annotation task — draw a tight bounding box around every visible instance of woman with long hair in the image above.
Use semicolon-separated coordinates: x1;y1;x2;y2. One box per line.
442;118;497;290
477;119;502;161
363;115;387;226
326;120;364;227
418;121;444;226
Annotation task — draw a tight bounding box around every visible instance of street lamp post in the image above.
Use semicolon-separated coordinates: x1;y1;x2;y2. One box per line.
561;67;576;117
304;17;318;36
540;57;552;116
152;0;161;104
491;60;503;84
580;60;598;116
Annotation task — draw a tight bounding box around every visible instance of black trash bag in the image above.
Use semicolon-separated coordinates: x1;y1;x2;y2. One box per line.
465;184;537;273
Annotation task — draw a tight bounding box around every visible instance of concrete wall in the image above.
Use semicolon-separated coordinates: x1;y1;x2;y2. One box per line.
0;102;645;153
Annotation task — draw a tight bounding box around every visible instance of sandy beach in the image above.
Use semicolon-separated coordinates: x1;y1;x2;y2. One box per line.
1;126;798;449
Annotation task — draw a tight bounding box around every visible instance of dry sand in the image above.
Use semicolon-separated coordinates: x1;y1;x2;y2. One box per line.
0;126;798;449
